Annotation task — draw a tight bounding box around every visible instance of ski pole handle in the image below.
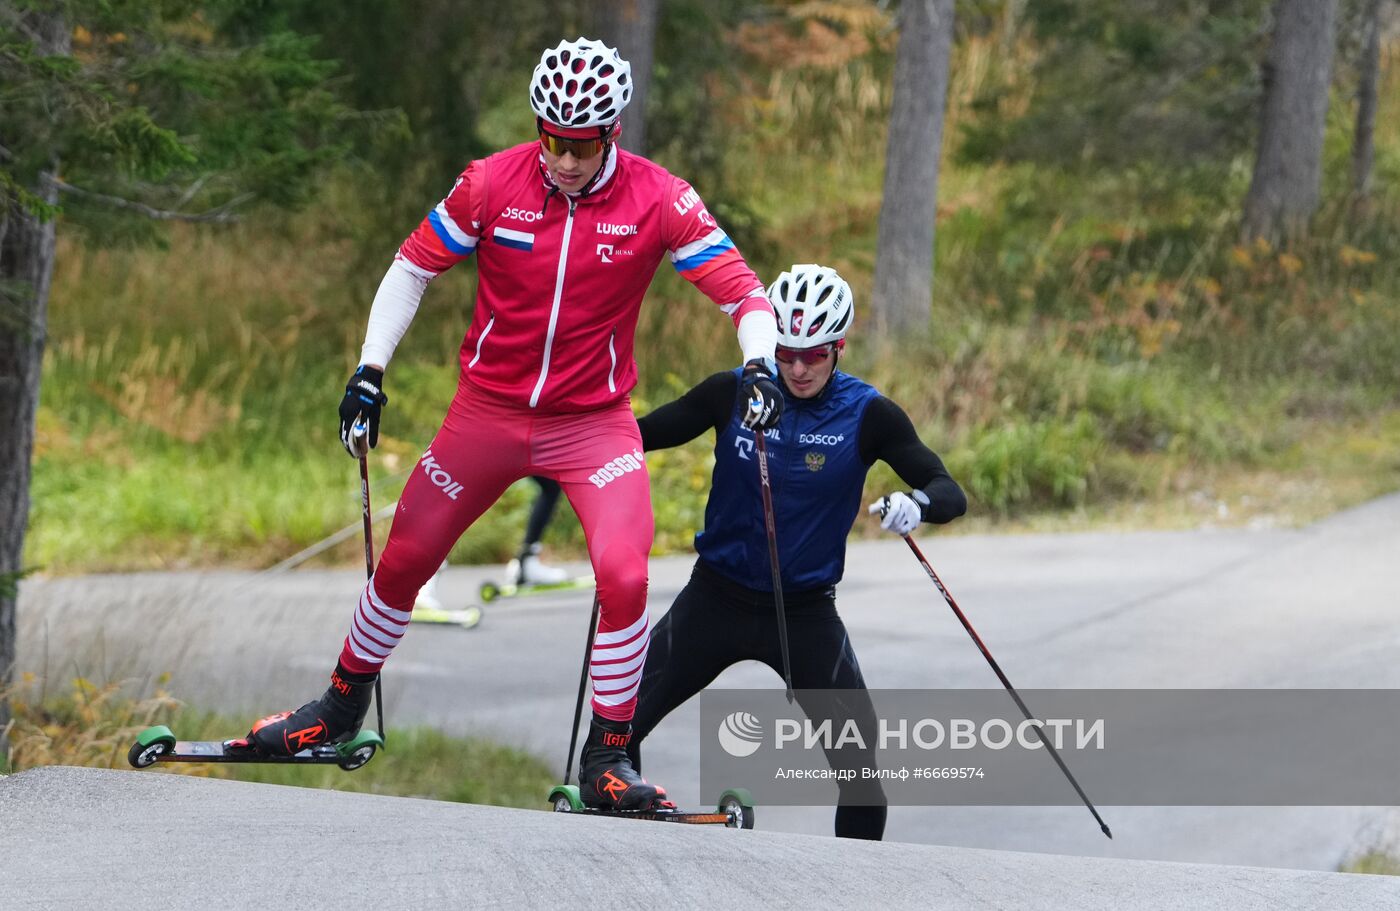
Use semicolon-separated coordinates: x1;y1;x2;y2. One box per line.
868;496;891;519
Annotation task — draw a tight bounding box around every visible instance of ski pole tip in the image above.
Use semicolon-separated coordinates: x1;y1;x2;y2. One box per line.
1102;823;1113;840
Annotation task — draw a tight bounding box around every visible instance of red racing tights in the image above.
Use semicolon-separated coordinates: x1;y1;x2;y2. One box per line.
337;381;653;721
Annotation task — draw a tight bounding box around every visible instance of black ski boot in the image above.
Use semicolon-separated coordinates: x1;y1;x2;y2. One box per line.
248;662;376;755
578;716;663;810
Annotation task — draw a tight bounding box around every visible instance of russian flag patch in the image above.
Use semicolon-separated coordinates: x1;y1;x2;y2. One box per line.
493;227;535;252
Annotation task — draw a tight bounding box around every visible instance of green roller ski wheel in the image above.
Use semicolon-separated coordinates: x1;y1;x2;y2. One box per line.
549;784;583;813
335;730;384;771
128;725;177;769
717;788;755;829
479;582;501;603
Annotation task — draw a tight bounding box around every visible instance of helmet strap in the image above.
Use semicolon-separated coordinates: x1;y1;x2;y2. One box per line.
576;123;619;197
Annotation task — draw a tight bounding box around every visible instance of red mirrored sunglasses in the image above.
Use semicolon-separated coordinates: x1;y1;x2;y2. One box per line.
775;344;837;366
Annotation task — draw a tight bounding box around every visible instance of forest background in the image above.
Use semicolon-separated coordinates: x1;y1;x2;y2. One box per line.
13;0;1400;576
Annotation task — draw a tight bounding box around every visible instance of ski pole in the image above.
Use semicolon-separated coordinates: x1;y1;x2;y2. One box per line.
565;595;603;786
870;499;1112;839
753;427;795;704
353;421;386;748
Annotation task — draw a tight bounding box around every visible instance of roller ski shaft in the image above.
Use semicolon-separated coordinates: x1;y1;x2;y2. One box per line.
409;603;483;629
127;724;382;772
479;574;593;604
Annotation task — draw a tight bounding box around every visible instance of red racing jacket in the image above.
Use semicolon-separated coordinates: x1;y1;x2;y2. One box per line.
396;142;771;413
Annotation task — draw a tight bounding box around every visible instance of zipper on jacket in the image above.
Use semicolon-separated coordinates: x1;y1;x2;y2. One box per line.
530;197;576;408
606;329;617;394
468;310;495;368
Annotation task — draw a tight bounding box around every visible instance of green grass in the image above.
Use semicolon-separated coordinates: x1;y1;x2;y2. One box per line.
1343;853;1400;877
166;712;556;806
2;675;557;808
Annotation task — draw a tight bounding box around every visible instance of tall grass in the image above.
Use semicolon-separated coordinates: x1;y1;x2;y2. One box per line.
1;674;557;806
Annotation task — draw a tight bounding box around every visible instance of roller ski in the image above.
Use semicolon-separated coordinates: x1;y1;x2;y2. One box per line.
549;783;755;827
127;724;382;771
480;543;592;603
548;716;754;828
479;575;592;603
130;661;384;772
412;565;484;629
546;598;755;828
130;424;386;775
409;603;483;629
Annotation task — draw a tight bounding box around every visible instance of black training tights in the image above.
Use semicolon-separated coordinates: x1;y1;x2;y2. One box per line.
630;562;888;840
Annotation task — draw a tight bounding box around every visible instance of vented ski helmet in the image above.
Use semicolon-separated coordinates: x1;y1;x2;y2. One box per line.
767;264;855;348
530;38;632;130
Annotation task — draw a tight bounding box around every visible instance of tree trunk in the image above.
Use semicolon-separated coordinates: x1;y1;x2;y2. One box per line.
1242;0;1340;243
0;8;66;752
871;0;956;335
589;0;659;155
1351;0;1382;209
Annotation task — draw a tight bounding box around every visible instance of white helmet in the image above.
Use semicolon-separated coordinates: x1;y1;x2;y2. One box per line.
767;264;855;348
530;38;633;129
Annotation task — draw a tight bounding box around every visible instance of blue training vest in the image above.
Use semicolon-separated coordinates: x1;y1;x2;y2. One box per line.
695;369;883;591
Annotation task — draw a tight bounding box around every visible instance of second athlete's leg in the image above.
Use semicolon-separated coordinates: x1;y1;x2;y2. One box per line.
629;570;756;773
762;607;888;840
508;476;567;585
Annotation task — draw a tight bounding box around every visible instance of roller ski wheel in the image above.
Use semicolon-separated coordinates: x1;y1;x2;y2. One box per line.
335;730;383;770
409;603;483;630
549;785;584;813
125;725;384;771
128;725;177;768
478;575;593;604
544;782;744;827
717;788;756;830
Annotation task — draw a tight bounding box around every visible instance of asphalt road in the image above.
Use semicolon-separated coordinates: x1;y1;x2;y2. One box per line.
18;491;1400;873
4;766;1399;911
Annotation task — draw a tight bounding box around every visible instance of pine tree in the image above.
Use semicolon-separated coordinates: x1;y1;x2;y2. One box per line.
0;0;358;747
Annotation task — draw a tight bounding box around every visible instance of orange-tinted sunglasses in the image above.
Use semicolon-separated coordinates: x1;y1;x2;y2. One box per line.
538;128;606;159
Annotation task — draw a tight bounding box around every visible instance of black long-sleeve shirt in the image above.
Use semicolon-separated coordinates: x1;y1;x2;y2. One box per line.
638;371;966;524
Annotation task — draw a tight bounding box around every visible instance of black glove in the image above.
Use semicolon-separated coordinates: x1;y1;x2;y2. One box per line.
737;357;783;431
339;365;388;456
